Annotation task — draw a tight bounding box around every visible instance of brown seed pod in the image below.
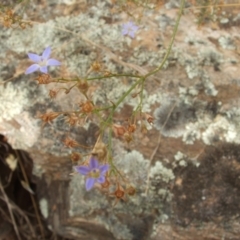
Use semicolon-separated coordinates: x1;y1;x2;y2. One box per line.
91;61;101;72
80;101;94;114
77;80;89;94
127;124;136;133
39;112;61;124
126;185;136;196
101;178;110;189
63;137;79;148
49;89;58;98
65;113;79;126
112;124;126;137
113;183;125;200
123;132;133;143
70;152;82;164
35;74;52;84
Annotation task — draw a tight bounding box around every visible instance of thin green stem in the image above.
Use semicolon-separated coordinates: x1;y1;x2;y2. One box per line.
104;77;143;125
144;0;186;79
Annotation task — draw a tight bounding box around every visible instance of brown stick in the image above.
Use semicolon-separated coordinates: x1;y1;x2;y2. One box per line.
0;180;21;240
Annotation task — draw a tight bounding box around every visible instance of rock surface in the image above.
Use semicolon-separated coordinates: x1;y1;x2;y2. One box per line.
1;0;240;239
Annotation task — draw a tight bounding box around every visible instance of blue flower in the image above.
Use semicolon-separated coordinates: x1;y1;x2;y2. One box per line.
25;46;61;74
75;157;109;191
122;21;139;38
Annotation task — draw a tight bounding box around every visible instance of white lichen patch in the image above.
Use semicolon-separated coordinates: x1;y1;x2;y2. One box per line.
173;151;188;168
185;63;200;79
32;164;45;178
149;161;175;183
39;198;49;219
182;122;201;145
218;36;236;50
202;115;237;145
0;83;28;122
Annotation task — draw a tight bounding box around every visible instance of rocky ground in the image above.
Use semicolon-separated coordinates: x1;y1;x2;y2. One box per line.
1;0;240;239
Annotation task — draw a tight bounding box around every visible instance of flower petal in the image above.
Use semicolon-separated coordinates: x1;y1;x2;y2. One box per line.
99;164;109;174
27;53;41;63
39;66;48;73
47;59;61;66
85;178;95;191
25;64;39;74
89;157;99;169
132;25;139;31
74;166;90;175
122;29;128;35
129;31;135;38
42;46;51;60
97;175;105;184
124;22;131;28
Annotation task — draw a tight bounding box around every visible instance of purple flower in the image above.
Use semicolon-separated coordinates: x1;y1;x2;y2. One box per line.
75;157;109;191
25;46;61;74
122;21;139;38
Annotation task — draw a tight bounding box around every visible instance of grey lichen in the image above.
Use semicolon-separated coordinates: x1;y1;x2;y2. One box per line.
154;98;196;138
115;149;149;186
218;35;235;50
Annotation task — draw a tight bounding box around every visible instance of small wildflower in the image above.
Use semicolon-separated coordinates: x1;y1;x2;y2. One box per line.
122;21;138;38
75;157;109;191
25;46;61;74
